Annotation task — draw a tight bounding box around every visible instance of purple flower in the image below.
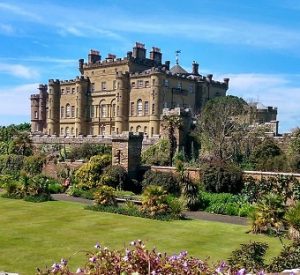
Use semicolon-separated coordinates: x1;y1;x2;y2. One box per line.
94;242;101;249
89;256;97;263
236;268;246;275
60;258;68;266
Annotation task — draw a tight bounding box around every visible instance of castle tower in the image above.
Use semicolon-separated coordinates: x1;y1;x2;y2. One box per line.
149;73;161;136
115;72;129;134
75;76;89;136
38;84;48;132
47;79;60;135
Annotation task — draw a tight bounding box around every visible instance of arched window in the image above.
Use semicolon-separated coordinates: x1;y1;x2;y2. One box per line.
130;126;134;132
65;127;70;136
100;100;107;117
136;125;141;132
66;104;71;118
61;106;64;118
144;126;148;134
137;99;143;116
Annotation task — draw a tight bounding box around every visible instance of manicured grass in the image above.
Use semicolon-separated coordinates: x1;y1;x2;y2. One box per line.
0;197;285;275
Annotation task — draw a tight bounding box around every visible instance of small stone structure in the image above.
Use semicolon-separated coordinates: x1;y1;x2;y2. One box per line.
112;132;143;178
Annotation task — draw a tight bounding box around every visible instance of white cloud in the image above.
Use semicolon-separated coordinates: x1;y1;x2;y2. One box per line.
217;73;300;133
0;63;39;79
0;83;38;115
0;23;14;34
0;2;41;21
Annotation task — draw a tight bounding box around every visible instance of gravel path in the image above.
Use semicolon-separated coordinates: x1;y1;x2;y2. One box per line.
51;193;248;226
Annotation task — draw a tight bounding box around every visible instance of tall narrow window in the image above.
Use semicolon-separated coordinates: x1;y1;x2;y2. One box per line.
130;102;134;116
113;80;116;90
71;127;74;135
34;111;38;119
136;125;141;132
71;106;75;117
112;104;116;117
91;83;95;92
101;82;106;91
144;126;148;134
65;127;70;136
101;104;107;117
144;101;149;115
152;103;155;114
91;105;95;118
137;99;143;116
61;107;64;118
137;80;143;88
66;104;71;118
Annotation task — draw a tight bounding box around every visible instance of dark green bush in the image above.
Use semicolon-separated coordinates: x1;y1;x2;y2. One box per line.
141;139;170;166
228;242;268;273
142;170;180;195
23;155;45;176
268;241;300;272
0;154;24;176
201;161;243;194
67;143;112;161
100;165;129;190
24;194;52;203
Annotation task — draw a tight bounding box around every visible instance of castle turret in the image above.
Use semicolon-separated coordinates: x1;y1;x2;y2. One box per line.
115;72;129;133
75;76;89;136
47;79;60;135
149;73;161;136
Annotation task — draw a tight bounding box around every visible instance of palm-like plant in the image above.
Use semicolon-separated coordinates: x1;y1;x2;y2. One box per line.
142;185;169;216
250;193;286;234
285;202;300;241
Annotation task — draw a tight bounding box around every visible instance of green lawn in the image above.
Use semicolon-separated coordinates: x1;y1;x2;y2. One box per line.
0;197;285;275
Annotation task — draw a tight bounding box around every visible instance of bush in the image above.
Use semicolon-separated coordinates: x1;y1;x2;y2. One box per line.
94;185;116;206
285;202;300;241
201;161;243;194
268;241;300;272
198;191;253;217
228;242;268;273
23;155;45;176
100;165;128;190
142;170;180;196
67;143;112;161
0;154;24;176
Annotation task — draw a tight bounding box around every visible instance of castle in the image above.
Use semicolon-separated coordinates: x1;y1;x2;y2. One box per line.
30;42;229;138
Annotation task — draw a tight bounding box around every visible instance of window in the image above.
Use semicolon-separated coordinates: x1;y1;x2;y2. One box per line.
66;87;70;94
101;82;106;91
112;104;116;117
144;126;148;134
152;103;155;114
130;102;135;116
137;99;143;116
71;106;75;117
136;125;141;132
151;127;154;137
164;79;169;87
71;127;74;135
100;125;105;135
65;127;70;136
131;82;135;88
117;106;120;116
189;84;194;93
34;111;38;119
61;89;64;94
101;104;107;117
113;80;116;90
130;126;134;132
152;79;155;86
66;104;71;118
61;128;64;135
177;82;182;89
72;88;75;94
137;80;143;88
145;81;150;87
144;101;149;115
90;105;95;118
61;106;64;118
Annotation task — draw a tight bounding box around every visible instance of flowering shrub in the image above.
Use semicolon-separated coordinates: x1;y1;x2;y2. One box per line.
37;240;231;274
93;185;116;206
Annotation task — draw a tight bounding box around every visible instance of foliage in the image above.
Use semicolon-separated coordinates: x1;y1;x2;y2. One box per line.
250;193;286;234
198;191;253;217
201;161;243;194
242;175;299;203
74;154;111;189
38;240;221;275
9;131;33;156
285;202;300;241
141;139;170;166
142;170;180;195
267;241;300;272
181;180;200;211
228;242;268;273
66;143;111;161
94;185;116;206
141;185;171;216
0;154;24;176
23;154;45;176
194;95;249;161
100;165;128;190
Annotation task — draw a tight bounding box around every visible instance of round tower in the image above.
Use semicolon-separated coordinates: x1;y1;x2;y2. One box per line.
149;73;161;136
30;93;40;132
75;76;89;136
115;72;129;134
47;79;60;135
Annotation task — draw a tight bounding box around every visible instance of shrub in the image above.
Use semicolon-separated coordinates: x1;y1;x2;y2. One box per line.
268;241;300;272
181;180;200;211
67;143;112;161
285;202;300;241
201;161;243;194
100;165;128;190
142;170;180;196
94;185;116;206
23;155;45;176
228;242;268;273
0;154;24;176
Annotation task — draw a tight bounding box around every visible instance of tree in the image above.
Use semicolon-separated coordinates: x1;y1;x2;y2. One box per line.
194;96;249;161
9;132;32;156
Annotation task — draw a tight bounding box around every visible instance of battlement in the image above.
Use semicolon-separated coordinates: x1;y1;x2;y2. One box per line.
30;94;40;99
48;79;60;84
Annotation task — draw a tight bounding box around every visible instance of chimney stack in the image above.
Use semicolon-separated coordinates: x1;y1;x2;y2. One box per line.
88;50;101;64
132;42;146;60
192;61;199;75
150;47;162;64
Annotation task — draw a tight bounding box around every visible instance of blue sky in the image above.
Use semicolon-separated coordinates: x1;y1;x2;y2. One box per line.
0;0;299;133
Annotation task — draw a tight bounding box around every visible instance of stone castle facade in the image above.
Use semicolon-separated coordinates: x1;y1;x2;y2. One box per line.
30;42;229;137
